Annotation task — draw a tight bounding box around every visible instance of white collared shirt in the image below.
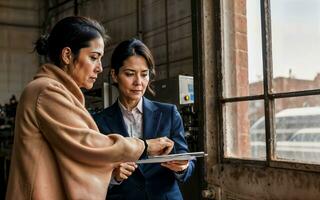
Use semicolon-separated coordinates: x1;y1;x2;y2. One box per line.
110;98;187;186
118;98;143;138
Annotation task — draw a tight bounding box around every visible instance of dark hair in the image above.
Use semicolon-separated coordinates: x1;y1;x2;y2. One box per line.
111;38;156;95
34;16;108;66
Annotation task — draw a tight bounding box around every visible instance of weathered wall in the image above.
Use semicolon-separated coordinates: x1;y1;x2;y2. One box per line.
0;0;40;104
0;0;184;112
54;0;194;109
79;0;193;80
214;164;320;200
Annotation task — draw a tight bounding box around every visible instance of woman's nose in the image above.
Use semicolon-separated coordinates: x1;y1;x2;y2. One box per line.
133;75;142;85
95;61;103;73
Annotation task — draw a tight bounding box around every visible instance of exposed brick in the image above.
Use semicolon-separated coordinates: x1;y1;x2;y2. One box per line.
234;0;246;15
235;50;248;69
234;14;247;34
235;32;247;51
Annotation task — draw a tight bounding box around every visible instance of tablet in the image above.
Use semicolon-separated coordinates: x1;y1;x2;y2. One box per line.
136;151;207;164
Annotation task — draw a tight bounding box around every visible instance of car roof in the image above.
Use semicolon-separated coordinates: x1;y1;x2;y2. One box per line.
276;107;320;117
251;107;320;129
294;128;320;134
289;128;320;141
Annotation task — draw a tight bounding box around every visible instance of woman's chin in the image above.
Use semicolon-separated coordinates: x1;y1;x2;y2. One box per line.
82;84;93;90
128;94;143;101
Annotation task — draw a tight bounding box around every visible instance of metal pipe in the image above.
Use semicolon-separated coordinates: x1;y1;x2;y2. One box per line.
164;0;170;78
48;0;72;12
74;0;78;16
0;4;38;11
137;0;143;40
0;22;39;29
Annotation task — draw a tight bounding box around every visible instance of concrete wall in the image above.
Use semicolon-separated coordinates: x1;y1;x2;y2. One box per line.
0;0;41;104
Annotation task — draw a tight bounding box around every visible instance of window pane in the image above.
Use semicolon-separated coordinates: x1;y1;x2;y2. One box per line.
274;96;320;164
224;100;266;160
221;0;263;98
270;0;320;92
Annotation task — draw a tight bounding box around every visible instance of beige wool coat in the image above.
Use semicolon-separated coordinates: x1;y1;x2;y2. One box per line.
6;64;144;200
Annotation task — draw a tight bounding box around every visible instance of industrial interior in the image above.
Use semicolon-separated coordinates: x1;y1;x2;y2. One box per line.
1;0;320;199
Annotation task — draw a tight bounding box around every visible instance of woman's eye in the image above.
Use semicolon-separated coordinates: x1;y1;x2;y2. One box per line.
142;73;149;77
90;56;98;61
125;73;134;76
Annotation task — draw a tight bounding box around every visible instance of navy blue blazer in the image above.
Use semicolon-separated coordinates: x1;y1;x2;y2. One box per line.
93;97;195;200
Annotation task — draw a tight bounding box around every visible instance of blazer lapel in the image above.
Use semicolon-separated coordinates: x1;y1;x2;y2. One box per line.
143;97;162;140
140;97;162;174
103;101;129;137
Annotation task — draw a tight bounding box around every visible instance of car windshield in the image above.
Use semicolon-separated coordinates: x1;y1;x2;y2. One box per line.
276;115;320;129
290;131;320;142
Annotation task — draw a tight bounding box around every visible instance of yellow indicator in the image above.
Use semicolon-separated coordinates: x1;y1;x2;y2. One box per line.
184;95;190;101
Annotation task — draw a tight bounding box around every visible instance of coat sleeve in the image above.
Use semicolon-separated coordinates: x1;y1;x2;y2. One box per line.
170;105;196;183
35;84;144;167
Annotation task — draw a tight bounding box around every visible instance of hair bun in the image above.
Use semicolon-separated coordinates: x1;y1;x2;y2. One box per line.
35;34;49;55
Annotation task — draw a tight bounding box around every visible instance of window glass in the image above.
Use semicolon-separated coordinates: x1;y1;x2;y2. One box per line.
270;0;320;92
221;0;263;98
275;96;320;164
224;100;266;160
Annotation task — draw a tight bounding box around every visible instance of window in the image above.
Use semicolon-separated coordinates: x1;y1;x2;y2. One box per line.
221;0;320;165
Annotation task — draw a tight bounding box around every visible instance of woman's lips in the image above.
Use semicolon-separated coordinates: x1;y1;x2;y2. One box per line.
131;90;142;94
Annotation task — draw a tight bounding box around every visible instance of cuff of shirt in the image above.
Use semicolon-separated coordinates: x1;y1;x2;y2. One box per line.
109;175;122;188
174;169;187;181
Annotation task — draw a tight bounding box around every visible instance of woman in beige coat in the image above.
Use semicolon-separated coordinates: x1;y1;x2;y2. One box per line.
5;16;173;200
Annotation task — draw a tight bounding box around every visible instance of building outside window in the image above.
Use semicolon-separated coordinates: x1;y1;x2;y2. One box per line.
221;0;320;165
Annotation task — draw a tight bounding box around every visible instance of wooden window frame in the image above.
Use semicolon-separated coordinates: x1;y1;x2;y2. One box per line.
219;0;320;172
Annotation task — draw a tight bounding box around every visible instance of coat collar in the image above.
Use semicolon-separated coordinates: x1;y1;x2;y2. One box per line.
105;97;162;139
103;101;129;137
34;63;85;105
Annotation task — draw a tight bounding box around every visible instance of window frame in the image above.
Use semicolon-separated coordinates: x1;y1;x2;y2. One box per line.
219;0;320;172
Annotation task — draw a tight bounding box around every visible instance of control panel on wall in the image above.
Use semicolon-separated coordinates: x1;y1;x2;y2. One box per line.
179;75;194;105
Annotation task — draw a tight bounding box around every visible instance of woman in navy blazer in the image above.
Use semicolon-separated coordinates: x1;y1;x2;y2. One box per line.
93;38;195;200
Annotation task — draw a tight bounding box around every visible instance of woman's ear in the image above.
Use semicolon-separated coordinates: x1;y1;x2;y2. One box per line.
110;69;118;83
61;47;73;65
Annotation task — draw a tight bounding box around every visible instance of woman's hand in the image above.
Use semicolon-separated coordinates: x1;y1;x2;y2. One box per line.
161;160;189;173
113;162;137;182
146;137;174;156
